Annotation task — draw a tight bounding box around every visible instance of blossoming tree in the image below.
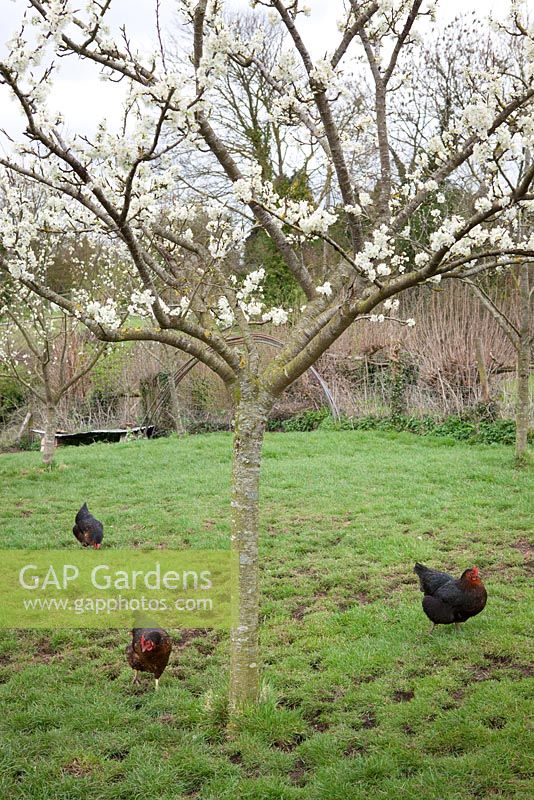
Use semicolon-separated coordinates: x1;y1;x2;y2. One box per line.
1;0;533;711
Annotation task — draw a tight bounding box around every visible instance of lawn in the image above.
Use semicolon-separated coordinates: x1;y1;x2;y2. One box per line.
0;431;532;800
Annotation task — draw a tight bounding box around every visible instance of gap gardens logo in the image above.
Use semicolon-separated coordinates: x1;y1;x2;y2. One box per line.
0;550;236;629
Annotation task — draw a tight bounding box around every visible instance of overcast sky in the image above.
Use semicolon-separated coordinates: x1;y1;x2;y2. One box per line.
0;0;529;146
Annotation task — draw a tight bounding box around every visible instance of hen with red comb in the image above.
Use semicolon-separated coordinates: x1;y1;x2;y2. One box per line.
127;628;172;690
414;563;487;633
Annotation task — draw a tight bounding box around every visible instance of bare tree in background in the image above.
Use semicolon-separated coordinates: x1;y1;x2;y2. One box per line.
1;0;533;712
465;261;533;460
0;284;107;464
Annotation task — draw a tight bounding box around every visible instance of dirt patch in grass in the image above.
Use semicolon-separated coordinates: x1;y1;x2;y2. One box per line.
292;604;309;621
361;709;377;729
288;565;322;579
320;687;345;704
482;560;529;577
512;539;533;558
393;689;415;702
402;528;436;539
511;539;534;575
483;653;514;666
62;759;93;778
289;757;307;785
107;750;129;761
32;636;55;663
482;653;533;678
103;667;120;681
176;629;213;648
468;661;531;683
472;665;495;682
345;741;366;756
336;591;372;611
385;573;416;591
306;709;330;732
352;674;376;686
273;733;306;751
195;637;220;656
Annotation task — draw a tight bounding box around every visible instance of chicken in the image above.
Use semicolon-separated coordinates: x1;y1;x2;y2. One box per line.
126;628;172;690
414;562;487;633
73;503;103;549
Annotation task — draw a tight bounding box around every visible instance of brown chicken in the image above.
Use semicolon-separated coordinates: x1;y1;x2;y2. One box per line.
126;628;172;690
73;503;103;549
414;563;487;633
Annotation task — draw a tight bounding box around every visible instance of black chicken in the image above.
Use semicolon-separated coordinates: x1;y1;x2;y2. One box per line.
126;628;172;690
72;503;103;549
414;562;487;633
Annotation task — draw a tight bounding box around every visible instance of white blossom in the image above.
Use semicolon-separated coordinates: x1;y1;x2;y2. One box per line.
86;299;121;330
216;296;235;327
462;102;494;137
128;288;155;316
262;307;289;326
309;59;336;90
316;282;332;297
475;196;493;213
344;204;362;217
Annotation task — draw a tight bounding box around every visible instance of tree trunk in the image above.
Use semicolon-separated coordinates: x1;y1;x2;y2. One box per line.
515;264;531;461
228;387;271;714
41;404;57;465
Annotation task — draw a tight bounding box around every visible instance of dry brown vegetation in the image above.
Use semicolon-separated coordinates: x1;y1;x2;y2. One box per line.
0;283;526;446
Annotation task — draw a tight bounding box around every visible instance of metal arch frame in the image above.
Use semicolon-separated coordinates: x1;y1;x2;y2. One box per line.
172;333;340;419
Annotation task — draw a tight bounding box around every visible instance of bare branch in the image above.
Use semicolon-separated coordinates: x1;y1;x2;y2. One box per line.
463;278;520;346
331;2;379;69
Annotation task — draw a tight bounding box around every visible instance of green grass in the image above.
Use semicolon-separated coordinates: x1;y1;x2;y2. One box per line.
0;430;532;799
